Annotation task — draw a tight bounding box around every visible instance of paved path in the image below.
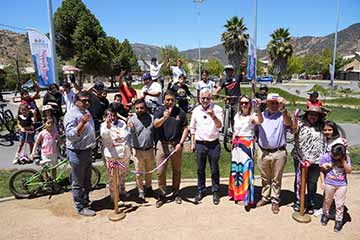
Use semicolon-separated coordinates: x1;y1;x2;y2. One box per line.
0;175;359;240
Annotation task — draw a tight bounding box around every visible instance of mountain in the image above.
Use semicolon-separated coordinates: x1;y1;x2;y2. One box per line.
1;23;359;67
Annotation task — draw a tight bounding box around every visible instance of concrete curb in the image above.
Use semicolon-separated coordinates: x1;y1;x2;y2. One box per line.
2;170;360;203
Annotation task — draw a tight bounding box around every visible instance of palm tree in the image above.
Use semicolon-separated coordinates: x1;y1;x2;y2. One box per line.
221;16;249;73
267;28;293;83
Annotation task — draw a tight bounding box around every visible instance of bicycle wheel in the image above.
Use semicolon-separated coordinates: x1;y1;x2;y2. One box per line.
9;169;44;199
91;166;101;189
223;107;232;152
68;165;101;190
4;110;15;132
0;116;5;132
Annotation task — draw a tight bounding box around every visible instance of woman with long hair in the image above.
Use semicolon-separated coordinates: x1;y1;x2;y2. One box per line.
228;95;263;211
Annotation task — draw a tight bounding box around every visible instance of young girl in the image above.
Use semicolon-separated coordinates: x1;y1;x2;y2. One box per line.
31;117;61;177
100;108;130;204
13;104;35;164
319;143;352;232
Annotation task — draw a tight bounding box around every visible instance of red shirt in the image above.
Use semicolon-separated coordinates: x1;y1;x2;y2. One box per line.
119;83;137;111
306;99;323;107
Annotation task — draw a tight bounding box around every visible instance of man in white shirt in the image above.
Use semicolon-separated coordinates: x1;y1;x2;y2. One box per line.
189;88;223;205
141;72;162;112
170;59;186;83
196;70;215;103
141;57;165;90
61;81;79;113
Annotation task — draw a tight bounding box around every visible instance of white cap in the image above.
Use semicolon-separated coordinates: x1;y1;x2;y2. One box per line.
266;93;280;101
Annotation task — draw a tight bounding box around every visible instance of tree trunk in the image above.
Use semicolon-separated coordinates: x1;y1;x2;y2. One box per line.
277;73;282;83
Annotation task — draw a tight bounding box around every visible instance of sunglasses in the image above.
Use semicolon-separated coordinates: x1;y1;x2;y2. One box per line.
269;101;279;105
80;99;89;104
201;97;210;100
240;101;250;105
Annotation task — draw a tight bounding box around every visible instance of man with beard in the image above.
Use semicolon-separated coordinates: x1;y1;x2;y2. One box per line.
127;99;155;201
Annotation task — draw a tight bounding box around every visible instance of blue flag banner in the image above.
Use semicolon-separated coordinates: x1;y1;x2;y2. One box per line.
246;37;257;80
27;30;54;87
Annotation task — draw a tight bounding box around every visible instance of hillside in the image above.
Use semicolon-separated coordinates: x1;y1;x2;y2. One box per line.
0;23;359;67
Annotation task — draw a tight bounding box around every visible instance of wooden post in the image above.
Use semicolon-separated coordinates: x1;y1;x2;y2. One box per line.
108;165;126;221
292;165;311;223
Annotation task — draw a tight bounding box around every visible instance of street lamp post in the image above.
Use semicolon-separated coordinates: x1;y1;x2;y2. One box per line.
194;0;205;83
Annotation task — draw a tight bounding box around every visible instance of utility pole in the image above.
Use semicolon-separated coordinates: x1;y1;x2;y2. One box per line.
47;0;58;84
194;0;205;82
330;0;340;96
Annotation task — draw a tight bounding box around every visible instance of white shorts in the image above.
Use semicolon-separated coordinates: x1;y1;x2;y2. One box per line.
40;154;58;166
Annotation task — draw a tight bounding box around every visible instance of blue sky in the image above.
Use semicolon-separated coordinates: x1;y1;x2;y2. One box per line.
1;0;359;50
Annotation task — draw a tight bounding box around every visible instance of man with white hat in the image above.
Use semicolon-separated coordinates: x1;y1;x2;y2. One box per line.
256;93;292;214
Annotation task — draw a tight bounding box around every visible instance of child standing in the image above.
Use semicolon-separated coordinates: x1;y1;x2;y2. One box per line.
320;143;352;232
31;117;61;177
100;109;130;203
13;104;35;164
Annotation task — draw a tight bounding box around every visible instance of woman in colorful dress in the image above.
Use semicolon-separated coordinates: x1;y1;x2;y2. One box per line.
229;96;263;210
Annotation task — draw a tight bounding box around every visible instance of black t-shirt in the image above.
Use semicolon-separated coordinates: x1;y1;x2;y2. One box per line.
154;106;188;143
110;102;128;118
43;92;63;118
169;83;192;111
88;92;107;121
18;112;33;129
255;92;267;112
221;75;242;105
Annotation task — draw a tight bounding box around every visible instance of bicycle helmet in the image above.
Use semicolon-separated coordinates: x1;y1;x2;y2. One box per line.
142;72;152;80
259;84;269;91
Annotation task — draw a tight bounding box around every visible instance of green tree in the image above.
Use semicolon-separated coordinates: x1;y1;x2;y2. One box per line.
221;16;249;73
267;28;293;83
159;45;189;76
287;56;304;75
193;59;223;76
54;0;89;60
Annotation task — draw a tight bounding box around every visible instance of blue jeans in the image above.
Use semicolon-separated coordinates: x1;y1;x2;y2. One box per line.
67;148;93;211
196;140;221;193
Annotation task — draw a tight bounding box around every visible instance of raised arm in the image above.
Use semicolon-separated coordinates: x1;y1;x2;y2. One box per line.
141;56;150;69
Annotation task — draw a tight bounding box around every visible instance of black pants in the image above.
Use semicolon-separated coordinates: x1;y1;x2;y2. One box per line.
196;140;221;193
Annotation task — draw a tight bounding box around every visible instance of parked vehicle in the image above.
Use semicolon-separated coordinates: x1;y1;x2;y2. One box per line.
257;75;273;83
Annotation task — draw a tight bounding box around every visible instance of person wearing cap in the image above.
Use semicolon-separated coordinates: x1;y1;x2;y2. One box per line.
196;70;216;103
114;66;137;112
43;83;63;122
291;105;326;214
168;74;194;113
306;91;323;108
141;72;162;113
153;90;188;208
141;57;166;89
256;93;292;214
190;88;223;205
169;59;187;83
255;84;269;112
88;81;109;131
42;105;58;128
214;64;242;125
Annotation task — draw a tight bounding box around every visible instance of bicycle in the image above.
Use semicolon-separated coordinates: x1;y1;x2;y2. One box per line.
0;103;15;133
214;95;239;153
8;158;101;199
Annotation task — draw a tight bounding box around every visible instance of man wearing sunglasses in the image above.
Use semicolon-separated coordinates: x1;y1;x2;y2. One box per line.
189;88;223;205
255;93;292;214
64;91;96;217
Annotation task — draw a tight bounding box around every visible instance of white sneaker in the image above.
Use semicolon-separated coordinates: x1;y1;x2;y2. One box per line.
12;155;19;164
314;208;323;217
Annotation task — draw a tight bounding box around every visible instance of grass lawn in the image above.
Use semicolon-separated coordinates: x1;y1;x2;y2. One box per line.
1;146;359;199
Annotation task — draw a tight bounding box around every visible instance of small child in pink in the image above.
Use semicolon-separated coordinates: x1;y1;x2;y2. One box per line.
32;117;60;167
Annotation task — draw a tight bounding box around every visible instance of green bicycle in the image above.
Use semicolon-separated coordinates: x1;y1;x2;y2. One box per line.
8;158;101;199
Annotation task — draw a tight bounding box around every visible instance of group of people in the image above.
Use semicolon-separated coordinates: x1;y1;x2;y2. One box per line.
12;60;352;232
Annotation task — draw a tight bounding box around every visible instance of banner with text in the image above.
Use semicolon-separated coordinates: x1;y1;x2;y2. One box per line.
246;37;257;80
27;30;54;87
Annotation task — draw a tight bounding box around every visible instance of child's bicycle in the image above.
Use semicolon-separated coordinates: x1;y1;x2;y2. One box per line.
8;158;101;199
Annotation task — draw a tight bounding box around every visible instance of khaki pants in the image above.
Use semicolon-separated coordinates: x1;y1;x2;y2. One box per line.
156;141;182;196
105;156;129;197
257;148;287;204
132;148;154;192
323;184;347;221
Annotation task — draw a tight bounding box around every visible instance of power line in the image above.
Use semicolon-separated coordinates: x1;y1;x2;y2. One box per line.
0;23;28;32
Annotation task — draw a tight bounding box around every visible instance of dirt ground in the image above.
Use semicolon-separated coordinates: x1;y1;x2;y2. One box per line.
1;174;360;240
